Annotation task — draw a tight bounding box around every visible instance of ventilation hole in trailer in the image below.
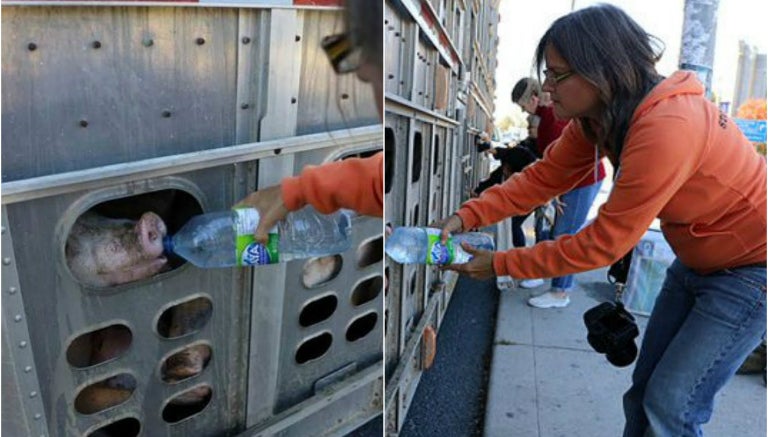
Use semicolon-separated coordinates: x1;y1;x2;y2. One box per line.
67;324;132;368
162;385;213;423
346;312;378;342
409;271;417;296
385;127;395;194
66;189;202;289
85;417;141;437
156;296;213;339
384;266;390;297
411;132;423;183
411;204;419;225
299;295;338;327
74;374;136;414
357;236;383;268
295;332;333;364
339;149;380;160
433;134;440;175
351;276;383;306
160;344;212;383
302;255;343;288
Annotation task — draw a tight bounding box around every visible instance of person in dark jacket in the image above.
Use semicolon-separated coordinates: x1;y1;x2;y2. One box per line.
472;147;537;248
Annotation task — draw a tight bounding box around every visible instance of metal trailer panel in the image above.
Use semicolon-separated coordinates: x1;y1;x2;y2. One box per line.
1;6;241;182
2;207;51;437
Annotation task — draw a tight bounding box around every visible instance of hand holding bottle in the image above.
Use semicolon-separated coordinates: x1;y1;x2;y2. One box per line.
431;214;464;244
234;185;290;244
440;242;496;279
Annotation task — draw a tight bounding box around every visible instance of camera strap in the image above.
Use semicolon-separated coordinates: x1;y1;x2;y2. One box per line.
607;250;633;304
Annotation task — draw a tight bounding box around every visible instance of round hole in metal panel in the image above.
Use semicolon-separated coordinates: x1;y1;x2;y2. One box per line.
356;236;383;268
156;296;213;339
162;384;213;423
350;276;383;306
160;344;212;383
85;417;141;437
302;255;343;288
67;324;132;368
346;312;378;342
299;294;338;327
295;332;333;364
65;189;203;289
74;373;136;414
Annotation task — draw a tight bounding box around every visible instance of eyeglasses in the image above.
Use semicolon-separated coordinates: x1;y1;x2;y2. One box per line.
321;33;362;74
543;69;574;84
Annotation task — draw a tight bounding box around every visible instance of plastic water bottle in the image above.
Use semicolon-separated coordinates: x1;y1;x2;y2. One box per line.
163;207;352;267
385;227;495;265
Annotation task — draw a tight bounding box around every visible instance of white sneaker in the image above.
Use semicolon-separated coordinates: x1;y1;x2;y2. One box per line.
528;291;570;308
519;278;545;289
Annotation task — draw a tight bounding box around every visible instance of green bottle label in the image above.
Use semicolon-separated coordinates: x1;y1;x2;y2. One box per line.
425;228;454;265
233;208;279;265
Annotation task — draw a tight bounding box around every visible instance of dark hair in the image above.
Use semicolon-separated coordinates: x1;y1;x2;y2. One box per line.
345;1;383;69
511;77;540;104
497;147;537;174
534;4;664;162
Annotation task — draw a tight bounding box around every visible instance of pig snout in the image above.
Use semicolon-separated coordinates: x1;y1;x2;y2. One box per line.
136;212;167;259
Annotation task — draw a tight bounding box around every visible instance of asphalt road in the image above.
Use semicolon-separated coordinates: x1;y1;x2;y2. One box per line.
399;275;500;437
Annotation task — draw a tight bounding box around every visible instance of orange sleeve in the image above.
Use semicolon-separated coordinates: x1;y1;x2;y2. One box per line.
487;114;700;279
456;121;600;230
281;152;383;217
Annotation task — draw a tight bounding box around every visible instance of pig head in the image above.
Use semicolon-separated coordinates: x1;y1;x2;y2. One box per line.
66;211;168;287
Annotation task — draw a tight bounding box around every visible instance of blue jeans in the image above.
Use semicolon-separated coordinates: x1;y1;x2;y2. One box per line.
551;181;602;290
623;260;766;437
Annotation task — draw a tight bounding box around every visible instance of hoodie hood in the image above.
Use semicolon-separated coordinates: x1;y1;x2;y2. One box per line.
632;71;705;123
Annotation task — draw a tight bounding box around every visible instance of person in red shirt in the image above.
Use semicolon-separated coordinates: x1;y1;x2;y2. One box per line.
511;77;606;307
236;1;383;239
436;5;765;435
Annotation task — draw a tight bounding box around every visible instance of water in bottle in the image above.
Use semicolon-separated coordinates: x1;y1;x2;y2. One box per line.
163;206;352;268
385;227;494;265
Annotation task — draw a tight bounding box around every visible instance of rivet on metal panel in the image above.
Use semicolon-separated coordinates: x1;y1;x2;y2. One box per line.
143;38;154;47
341;93;349;100
162;110;172;118
79;120;89;128
14;315;22;322
196;37;206;45
9;287;17;294
92;41;102;49
240;103;250;110
19;341;27;348
30;391;38;398
242;36;251;44
28;43;37;51
295;35;301;42
24;366;32;373
291;97;297;104
34;414;41;420
2;257;11;265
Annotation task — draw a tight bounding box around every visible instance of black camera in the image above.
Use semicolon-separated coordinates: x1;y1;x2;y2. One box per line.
583;301;639;367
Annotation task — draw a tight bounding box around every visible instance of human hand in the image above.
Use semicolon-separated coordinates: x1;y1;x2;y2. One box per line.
234;185;290;244
441;243;495;279
430;215;464;244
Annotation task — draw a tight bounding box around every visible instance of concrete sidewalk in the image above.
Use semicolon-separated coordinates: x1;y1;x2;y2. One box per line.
483;267;767;436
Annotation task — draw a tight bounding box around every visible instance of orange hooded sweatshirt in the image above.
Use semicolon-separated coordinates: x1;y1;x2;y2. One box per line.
456;71;766;278
281;152;383;217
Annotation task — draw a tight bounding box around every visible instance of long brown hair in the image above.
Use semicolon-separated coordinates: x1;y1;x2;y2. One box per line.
534;4;664;162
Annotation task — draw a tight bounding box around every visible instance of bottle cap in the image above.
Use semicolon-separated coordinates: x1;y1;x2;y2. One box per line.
162;235;174;255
